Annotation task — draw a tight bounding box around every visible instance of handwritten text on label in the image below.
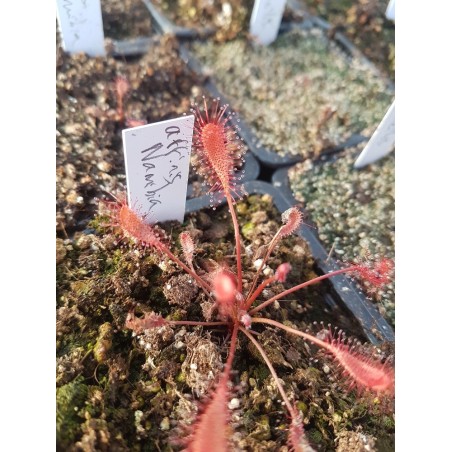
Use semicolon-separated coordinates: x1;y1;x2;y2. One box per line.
122;116;194;223
56;0;105;56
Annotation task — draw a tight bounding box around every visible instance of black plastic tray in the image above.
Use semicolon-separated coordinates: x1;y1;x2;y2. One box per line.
110;11;391;168
176;23;393;168
141;0;305;40
103;8;395;344
110;36;154;56
186;180;395;344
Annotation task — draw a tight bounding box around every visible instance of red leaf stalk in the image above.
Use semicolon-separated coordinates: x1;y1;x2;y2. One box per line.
245;207;302;308
240;326;298;420
249;258;394;315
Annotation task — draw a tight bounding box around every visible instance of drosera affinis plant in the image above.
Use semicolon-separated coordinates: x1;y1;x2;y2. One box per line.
102;98;394;451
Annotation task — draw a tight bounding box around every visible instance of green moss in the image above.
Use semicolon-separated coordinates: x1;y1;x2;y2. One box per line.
252;364;270;381
167;310;184;321
250;415;271;440
104;249;124;275
56;376;89;447
241;222;255;239
382;415;395;430
88;215;110;235
235;202;248;215
296;401;308;416
176;372;186;383
308;428;323;444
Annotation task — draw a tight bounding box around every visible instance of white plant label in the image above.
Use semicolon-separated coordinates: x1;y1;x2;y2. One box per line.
354;101;395;169
250;0;287;45
386;0;395;21
122;116;194;224
56;0;105;56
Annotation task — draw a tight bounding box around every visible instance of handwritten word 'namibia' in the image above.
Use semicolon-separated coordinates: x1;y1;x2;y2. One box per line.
141;126;189;212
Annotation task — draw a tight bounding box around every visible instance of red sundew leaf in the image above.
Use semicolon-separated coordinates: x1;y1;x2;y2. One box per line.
325;330;395;395
125;118;146;127
212;269;238;319
280;207;303;238
185;379;231;452
124;311;167;334
353;258;394;288
115;76;129;99
275;263;292;282
118;203;162;248
191;97;245;203
180;231;195;267
101;194;166;251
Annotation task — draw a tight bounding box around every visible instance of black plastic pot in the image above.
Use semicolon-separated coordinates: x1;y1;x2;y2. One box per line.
185;179;395;344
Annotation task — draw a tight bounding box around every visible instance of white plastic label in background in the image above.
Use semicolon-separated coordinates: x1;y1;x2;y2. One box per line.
354;101;395;169
56;0;105;56
386;0;395;21
122;115;194;224
250;0;287;46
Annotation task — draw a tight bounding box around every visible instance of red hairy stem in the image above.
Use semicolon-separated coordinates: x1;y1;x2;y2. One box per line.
160;247;212;294
240;327;298;421
289;415;315;452
169;321;229;327
251;317;335;350
245;263;292;311
226;193;243;293
125;311;228;333
244;275;279;311
245;208;302;304
223;322;239;378
245;239;278;300
249;266;356;315
251;318;394;394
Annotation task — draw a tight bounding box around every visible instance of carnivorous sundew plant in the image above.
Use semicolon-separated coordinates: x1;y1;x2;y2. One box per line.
101;98;395;451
